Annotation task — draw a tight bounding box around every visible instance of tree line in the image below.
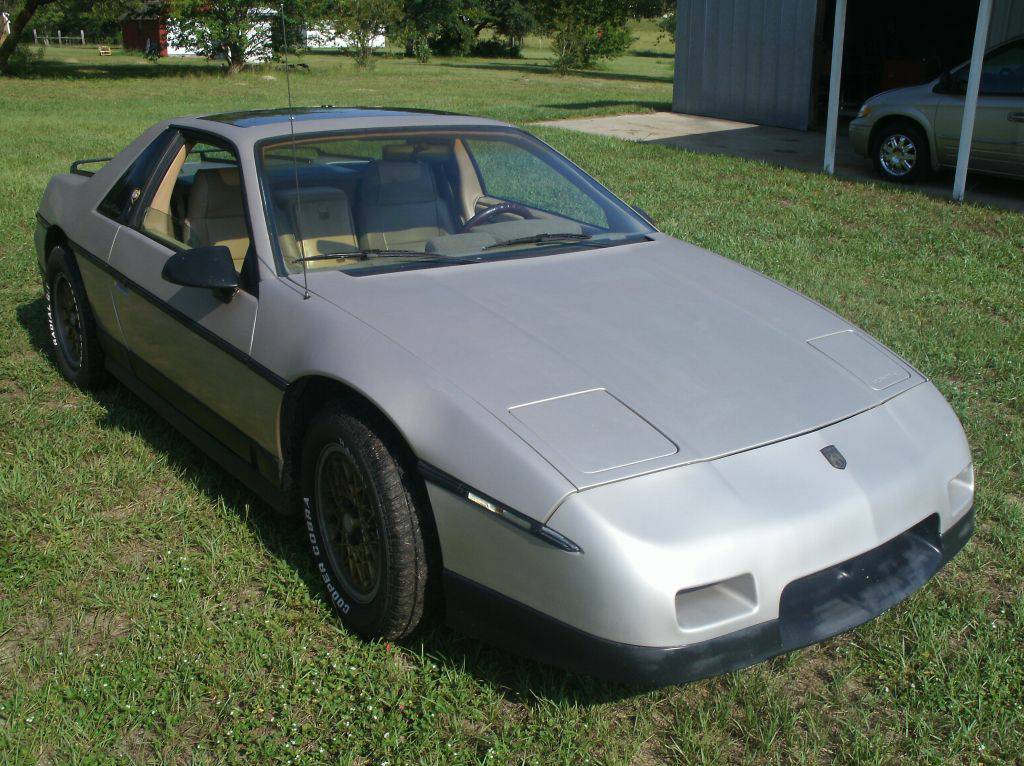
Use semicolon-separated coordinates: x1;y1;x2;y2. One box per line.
0;0;675;75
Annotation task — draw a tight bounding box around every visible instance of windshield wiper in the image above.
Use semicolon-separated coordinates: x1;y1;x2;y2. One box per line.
293;249;474;264
482;232;592;251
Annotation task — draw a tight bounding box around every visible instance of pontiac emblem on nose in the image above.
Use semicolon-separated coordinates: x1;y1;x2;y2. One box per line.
821;445;847;470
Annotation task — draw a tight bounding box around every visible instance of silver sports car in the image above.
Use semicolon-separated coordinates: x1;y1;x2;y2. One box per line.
35;108;974;686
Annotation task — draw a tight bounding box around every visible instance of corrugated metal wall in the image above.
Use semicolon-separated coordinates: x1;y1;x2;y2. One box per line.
990;0;1024;45
672;0;821;130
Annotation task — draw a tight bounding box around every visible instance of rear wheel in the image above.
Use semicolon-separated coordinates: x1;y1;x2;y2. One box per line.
45;246;107;390
872;122;930;183
300;404;436;640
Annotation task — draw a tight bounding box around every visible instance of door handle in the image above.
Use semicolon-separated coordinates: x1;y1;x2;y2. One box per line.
1008;113;1024;123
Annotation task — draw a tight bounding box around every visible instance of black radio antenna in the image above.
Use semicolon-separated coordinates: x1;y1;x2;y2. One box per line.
279;4;309;299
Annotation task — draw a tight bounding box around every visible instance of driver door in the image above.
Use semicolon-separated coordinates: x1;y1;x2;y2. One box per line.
107;129;280;459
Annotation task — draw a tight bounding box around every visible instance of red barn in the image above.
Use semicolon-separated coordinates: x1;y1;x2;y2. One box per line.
121;6;168;57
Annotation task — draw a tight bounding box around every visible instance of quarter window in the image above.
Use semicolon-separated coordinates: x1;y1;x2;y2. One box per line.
97;130;177;223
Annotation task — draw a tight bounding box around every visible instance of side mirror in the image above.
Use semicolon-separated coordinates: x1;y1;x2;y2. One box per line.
936;70;953;93
162;245;239;301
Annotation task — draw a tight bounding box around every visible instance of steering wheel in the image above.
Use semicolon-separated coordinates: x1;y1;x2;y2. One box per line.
459;202;536;233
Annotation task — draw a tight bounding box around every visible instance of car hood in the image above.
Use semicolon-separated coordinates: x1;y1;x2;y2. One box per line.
312;235;922;489
865;80;939;106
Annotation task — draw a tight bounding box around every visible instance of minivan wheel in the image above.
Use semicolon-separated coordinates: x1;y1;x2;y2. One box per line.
45;245;107;390
300;404;436;640
873;123;930;183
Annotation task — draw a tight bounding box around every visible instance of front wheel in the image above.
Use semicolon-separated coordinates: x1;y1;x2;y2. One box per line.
872;123;930;183
300;405;436;640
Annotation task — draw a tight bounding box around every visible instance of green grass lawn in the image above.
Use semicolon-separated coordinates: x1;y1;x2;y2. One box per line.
1;32;1023;765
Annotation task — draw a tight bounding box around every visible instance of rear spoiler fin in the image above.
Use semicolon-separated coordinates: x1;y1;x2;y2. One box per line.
70;157;114;177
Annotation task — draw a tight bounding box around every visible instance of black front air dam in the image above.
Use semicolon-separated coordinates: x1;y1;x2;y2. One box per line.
443;509;974;687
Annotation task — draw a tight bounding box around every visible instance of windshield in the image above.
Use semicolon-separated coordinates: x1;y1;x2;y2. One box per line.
258;127;654;275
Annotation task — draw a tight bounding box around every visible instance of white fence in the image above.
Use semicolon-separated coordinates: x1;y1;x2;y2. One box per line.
31;29;114;46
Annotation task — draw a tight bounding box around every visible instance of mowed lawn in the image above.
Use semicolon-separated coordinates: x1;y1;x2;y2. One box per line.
1;37;1022;766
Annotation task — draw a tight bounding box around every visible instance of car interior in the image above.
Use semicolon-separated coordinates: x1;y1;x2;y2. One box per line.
140;132;629;277
141;142;253;274
262;135;597;271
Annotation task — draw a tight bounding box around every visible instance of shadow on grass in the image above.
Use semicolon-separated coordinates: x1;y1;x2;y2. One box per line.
630;50;674;59
9;57;269;80
538;100;671;114
16;294;642;706
435;60;673;85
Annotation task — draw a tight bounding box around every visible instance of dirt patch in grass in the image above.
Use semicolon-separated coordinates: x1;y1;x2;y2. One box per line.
0;606;133;673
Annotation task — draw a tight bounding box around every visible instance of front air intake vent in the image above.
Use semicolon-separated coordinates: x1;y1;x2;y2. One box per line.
675;574;758;632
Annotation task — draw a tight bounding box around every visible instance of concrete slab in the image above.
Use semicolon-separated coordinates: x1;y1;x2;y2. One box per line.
536;112;1024;213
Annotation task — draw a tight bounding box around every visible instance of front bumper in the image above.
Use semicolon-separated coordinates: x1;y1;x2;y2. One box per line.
849;119;872;158
444;508;973;686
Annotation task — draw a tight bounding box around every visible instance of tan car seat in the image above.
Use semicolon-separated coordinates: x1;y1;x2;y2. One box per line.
185;168;251;271
357;160;453;250
275;186;359;267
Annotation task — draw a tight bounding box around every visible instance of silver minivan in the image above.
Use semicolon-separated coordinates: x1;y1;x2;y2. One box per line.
850;35;1024;182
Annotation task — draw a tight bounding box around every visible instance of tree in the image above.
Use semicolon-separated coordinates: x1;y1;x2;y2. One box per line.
390;0;479;59
471;0;534;54
0;0;131;74
329;0;396;68
1;0;51;74
168;0;276;73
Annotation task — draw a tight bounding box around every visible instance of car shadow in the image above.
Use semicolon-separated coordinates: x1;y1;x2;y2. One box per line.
15;295;645;705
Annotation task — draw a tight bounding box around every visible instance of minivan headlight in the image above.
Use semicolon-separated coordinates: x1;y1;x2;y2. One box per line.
857;105;873;119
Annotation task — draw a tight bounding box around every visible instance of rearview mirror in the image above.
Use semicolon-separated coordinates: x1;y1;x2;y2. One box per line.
161;245;239;301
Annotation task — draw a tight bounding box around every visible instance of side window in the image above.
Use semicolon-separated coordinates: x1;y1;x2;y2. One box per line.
953;42;1024;95
465;138;609;228
981;42;1024;95
97;130;177;223
140;138;251;274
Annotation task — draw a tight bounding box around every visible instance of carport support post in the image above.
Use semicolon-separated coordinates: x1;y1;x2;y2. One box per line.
952;0;994;202
823;0;847;175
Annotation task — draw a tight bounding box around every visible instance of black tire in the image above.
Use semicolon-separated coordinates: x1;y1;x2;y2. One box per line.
872;122;930;183
300;404;436;640
44;245;107;390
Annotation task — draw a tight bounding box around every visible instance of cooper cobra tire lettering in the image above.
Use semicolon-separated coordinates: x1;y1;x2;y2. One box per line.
304;496;349;613
299;403;437;640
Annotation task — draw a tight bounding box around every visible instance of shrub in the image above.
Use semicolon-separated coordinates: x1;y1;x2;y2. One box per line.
411;33;431;61
550;19;633;72
470;37;520;57
2;43;43;75
532;0;634;73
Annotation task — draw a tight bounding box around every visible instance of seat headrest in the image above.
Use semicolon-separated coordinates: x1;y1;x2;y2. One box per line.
361;161;438;206
275;185;349;207
190;167;244;218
